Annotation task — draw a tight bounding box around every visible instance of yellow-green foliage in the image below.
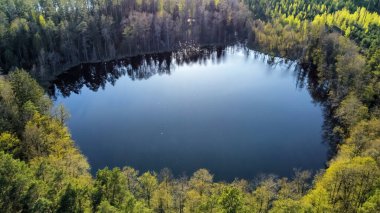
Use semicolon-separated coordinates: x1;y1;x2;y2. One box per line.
304;157;379;212
302;117;380;212
251;16;308;58
313;7;380;36
0;132;20;157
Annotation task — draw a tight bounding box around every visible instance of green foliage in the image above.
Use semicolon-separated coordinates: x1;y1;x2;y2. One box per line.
58;184;91;213
1;69;92;211
189;169;213;196
0;151;34;212
138;171;158;208
0;132;20;157
218;186;243;213
6;69;52;132
0;76;19;132
335;93;368;129
359;189;380;213
8;69;50;110
0;1;379;213
304;157;379;212
270;198;305;213
22;112;75;160
96;200;122;213
94;167;129;209
345;119;380;162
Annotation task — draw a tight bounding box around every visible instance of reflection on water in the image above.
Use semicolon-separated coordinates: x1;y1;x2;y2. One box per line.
50;46;331;181
49;46;229;97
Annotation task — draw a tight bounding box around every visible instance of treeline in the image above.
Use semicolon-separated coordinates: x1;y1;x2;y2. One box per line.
244;0;380;19
0;0;251;79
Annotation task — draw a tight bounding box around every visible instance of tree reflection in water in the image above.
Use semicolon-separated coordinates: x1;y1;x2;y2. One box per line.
49;45;229;98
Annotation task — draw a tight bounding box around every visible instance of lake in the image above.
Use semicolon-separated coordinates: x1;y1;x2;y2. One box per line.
51;46;327;181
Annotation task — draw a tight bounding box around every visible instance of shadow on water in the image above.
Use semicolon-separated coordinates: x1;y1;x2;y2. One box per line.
49;45;229;98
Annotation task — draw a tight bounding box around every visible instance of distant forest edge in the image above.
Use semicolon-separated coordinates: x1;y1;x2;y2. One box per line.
0;0;251;80
0;0;380;212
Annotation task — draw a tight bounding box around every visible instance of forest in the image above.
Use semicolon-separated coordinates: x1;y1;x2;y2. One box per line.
0;0;380;212
0;0;250;80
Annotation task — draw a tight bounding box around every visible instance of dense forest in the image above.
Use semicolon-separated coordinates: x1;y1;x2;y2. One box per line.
0;0;250;80
0;0;380;212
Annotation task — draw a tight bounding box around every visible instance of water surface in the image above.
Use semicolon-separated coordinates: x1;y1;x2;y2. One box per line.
52;46;327;181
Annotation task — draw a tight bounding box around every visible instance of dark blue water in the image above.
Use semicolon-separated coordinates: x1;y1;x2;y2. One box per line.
52;47;327;181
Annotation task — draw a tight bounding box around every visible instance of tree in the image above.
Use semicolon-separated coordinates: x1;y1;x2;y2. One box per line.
53;104;70;125
0;132;21;157
189;169;213;196
346;119;380;161
22;112;74;160
138;171;158;208
218;186;243;213
57;184;92;213
0;151;35;212
335;93;368;129
8;69;51;115
122;166;139;195
305;157;379;212
359;189;380;213
0;75;20;133
93;167;130;209
252;176;278;212
270;199;305;213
